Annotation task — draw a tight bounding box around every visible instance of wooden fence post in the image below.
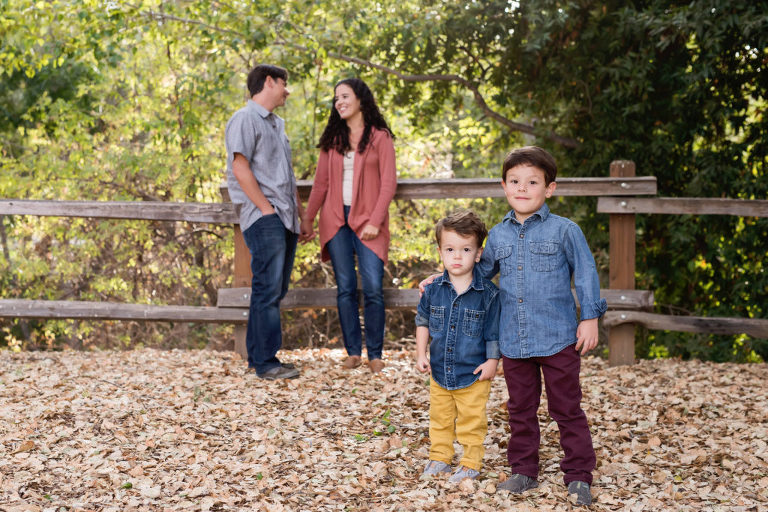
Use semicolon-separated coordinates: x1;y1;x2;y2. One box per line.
232;226;251;359
608;160;637;366
219;182;251;360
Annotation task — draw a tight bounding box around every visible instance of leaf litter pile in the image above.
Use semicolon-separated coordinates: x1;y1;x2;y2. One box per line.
0;348;766;511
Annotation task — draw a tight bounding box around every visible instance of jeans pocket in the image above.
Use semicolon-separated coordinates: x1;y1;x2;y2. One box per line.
429;306;445;333
530;240;559;272
462;309;485;338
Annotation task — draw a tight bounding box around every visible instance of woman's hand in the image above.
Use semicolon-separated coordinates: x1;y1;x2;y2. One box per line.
299;217;316;243
360;224;380;241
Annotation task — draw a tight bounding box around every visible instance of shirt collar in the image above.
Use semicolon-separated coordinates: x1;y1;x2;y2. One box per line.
248;99;272;119
504;202;551;225
436;267;485;292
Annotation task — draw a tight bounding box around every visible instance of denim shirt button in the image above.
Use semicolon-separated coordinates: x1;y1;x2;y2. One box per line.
519;234;524;238
517;265;522;270
450;325;455;330
518;298;523;303
447;347;452;352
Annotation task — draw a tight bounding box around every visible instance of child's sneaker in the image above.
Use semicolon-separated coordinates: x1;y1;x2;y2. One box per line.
567;481;592;506
421;460;451;477
497;473;538;494
449;466;479;482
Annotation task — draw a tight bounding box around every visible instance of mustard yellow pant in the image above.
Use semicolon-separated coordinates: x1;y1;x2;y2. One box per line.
429;378;491;470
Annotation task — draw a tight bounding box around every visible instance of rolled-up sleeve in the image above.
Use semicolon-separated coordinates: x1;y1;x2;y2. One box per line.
415;288;430;328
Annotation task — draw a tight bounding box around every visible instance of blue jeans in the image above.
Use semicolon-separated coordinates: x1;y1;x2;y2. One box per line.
325;206;385;360
242;214;298;375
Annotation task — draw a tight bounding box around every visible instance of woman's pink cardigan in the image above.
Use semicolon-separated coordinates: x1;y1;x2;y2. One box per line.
304;128;397;264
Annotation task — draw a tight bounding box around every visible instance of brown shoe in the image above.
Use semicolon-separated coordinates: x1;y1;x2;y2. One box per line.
342;355;362;369
368;359;385;373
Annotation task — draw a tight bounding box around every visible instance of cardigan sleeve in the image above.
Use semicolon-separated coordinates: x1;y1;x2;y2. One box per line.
368;131;397;228
304;149;331;222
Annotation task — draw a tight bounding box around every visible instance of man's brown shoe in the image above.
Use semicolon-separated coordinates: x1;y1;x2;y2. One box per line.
369;359;385;373
342;355;362;369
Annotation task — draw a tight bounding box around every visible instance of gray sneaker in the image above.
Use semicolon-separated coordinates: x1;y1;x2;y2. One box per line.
422;460;451;476
567;480;592;506
449;466;480;482
497;473;538;494
258;365;299;380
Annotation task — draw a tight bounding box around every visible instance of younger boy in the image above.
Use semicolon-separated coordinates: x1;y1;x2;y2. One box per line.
482;146;606;506
415;210;501;483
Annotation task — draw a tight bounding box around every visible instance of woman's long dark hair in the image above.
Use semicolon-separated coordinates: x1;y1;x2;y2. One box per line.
317;78;394;154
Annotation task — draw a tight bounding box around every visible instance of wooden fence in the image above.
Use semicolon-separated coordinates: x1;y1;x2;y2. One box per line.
1;163;766;365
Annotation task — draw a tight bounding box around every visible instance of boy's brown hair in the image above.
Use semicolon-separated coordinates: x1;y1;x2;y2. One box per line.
435;209;488;248
502;146;558;185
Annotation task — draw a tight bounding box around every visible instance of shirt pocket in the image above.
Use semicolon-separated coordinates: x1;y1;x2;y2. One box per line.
462;309;485;338
429;305;445;333
529;240;560;272
495;245;515;275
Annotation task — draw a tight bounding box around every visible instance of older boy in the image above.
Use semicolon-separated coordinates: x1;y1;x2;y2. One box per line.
415;210;501;483
481;146;606;506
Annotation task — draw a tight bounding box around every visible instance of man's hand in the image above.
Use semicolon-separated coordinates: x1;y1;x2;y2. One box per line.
299;217;316;243
574;318;599;355
473;359;499;381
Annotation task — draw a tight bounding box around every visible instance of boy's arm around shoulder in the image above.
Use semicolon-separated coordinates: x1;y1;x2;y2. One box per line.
476;229;500;280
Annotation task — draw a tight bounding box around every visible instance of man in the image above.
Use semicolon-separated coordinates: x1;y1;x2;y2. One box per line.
225;64;303;380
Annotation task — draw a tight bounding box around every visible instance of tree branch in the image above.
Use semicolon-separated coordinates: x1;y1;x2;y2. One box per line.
283;42;581;148
138;10;580;148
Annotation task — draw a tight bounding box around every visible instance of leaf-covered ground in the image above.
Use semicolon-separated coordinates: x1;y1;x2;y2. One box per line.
0;348;766;511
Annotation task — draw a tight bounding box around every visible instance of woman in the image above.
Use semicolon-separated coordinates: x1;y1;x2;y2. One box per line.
301;78;397;373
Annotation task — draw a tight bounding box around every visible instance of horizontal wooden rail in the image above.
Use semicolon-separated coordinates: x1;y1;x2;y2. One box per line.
218;288;653;311
0;200;239;223
0;299;247;323
604;311;768;338
220;177;657;202
0;178;656;223
597;197;768;217
349;177;658;201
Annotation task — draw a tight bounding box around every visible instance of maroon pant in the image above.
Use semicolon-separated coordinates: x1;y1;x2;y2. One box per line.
502;345;595;485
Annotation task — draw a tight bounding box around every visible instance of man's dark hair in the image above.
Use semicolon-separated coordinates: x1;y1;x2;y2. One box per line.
247;64;288;97
502;146;558;185
435;209;488;248
317;78;394;154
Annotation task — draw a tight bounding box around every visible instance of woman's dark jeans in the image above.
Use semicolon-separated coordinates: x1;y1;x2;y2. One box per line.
325;206;385;360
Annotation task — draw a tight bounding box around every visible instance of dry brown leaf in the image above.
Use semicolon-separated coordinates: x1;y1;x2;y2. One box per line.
11;440;35;454
0;348;765;511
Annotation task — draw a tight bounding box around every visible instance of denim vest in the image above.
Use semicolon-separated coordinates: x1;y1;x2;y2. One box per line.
416;268;501;390
477;203;607;359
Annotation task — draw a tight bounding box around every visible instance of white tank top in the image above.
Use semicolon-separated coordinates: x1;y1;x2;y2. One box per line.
342;151;355;206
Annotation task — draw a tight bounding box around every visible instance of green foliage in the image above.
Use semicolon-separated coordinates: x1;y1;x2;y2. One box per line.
0;0;765;360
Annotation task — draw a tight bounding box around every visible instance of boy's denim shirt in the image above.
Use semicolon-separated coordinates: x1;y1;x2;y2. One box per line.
415;267;501;390
478;203;607;359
